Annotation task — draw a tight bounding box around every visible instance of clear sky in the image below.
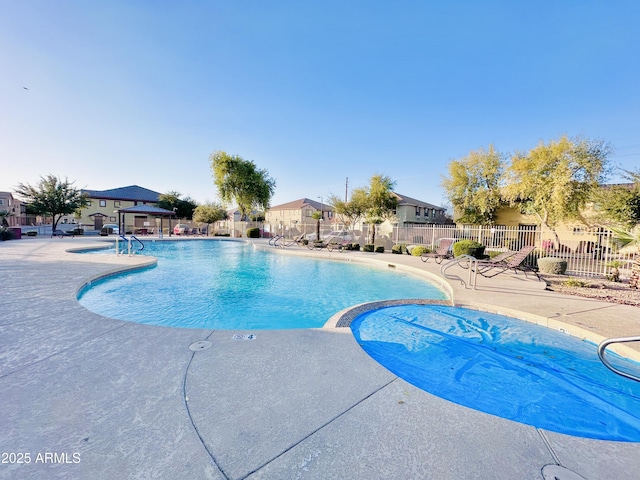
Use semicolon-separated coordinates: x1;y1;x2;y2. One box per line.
2;1;639;209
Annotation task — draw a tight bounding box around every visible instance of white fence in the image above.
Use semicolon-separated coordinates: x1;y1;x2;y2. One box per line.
263;222;636;280
392;224;635;280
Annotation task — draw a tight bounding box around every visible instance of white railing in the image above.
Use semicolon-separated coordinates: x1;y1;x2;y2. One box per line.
261;221;636;280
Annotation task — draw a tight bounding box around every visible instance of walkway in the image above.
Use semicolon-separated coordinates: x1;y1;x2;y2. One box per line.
1;237;638;479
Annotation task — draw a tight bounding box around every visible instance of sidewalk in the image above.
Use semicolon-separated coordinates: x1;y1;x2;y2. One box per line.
1;237;638;480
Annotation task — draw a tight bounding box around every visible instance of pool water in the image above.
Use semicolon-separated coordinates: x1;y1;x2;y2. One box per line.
78;240;447;329
351;304;640;442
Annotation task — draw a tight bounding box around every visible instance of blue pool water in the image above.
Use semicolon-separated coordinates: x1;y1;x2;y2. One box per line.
78;240;447;329
351;304;640;442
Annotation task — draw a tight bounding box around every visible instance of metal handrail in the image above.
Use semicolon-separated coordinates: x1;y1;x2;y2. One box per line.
129;234;144;251
268;235;282;246
440;254;477;289
597;336;640;382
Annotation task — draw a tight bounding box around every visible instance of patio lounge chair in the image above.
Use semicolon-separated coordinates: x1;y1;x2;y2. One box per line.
474;245;539;279
420;238;454;264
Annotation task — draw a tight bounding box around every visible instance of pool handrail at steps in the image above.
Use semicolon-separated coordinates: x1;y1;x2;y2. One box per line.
116;234;144;256
597;336;640;382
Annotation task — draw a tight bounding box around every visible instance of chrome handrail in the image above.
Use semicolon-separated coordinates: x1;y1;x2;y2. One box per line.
440;254;477;289
597;336;640;382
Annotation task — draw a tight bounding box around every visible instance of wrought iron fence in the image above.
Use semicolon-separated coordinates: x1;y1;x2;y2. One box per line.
262;221;636;279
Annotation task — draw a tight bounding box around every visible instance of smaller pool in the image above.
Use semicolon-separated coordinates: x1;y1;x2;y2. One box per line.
351;304;640;442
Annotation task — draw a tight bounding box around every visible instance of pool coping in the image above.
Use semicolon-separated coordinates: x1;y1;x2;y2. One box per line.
69;237;640;363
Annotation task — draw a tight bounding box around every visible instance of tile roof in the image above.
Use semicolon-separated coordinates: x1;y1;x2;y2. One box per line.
83;185;161;202
269;198;327;211
393;192;444;210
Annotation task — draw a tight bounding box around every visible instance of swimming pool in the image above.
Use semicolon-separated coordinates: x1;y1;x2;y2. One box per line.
77;240;448;329
351;304;640;442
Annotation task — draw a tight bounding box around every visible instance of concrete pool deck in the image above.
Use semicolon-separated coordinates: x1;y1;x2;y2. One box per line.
1;237;639;479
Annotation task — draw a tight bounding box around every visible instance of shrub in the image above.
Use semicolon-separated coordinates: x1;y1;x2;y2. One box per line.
214;232;230;237
375;245;385;253
26;231;37;237
563;278;589;288
0;229;14;241
391;244;403;254
537;257;568;275
453;239;485;258
349;243;360;251
411;246;430;256
362;244;375;252
246;228;260;238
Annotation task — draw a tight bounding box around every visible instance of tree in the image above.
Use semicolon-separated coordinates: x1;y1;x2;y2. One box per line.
157;191;197;220
441;145;505;224
610;226;640;289
364;174;398;244
192;202;228;234
594;169;640;228
328;189;369;233
14;175;88;235
209;151;276;219
502;136;611;243
311;211;322;241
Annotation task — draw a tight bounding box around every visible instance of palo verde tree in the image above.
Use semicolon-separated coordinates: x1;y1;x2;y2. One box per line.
157;191;198;219
192;202;228;233
14;175;88;235
209;151;276;220
502;135;611;245
441;145;506;224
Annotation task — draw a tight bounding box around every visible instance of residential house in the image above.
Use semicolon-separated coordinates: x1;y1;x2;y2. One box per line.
0;191;22;227
265;198;335;236
76;185;163;233
391;193;448;226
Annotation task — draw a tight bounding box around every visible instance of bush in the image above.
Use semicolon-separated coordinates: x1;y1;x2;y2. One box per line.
348;243;360;251
214;232;230;237
537;257;568;275
362;244;375;252
26;231;37;237
375;245;385;253
411;246;430;256
453;239;485;258
0;229;14;241
391;244;403;254
246;228;260;238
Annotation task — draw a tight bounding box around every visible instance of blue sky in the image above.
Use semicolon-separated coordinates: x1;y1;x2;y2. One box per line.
2;1;639;209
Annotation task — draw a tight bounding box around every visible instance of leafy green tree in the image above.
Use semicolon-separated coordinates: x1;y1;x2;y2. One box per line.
610;226;640;289
502;136;611;243
192;202;228;233
311;211;322;240
594;169;640;228
364;174;398;244
157;191;197;219
441;145;505;224
328;189;369;233
14;175;88;235
209;151;276;220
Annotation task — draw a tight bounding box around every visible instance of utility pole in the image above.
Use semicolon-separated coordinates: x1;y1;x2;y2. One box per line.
345;177;348;202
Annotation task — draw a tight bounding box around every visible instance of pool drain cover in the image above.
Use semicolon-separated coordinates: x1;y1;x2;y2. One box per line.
189;341;212;352
542;465;587;480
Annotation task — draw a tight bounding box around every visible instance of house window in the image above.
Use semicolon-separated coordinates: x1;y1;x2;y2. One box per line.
0;199;4;206
114;201;121;207
415;206;421;216
100;200;106;207
109;216;116;222
305;209;312;217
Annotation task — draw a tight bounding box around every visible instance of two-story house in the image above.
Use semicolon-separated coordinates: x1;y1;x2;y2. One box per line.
76;185;163;232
